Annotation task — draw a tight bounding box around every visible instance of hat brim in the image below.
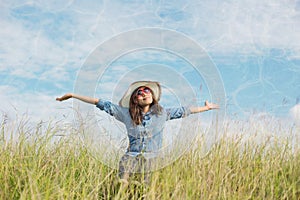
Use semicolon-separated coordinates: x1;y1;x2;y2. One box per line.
119;81;161;108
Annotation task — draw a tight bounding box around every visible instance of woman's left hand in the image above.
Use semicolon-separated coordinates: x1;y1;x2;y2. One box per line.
205;100;219;110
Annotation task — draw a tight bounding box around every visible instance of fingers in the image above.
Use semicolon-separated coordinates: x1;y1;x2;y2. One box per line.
214;104;220;109
205;100;220;109
56;94;72;101
209;102;219;109
56;97;64;101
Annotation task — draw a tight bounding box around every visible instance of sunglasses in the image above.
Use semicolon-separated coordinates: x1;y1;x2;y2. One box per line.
136;87;151;96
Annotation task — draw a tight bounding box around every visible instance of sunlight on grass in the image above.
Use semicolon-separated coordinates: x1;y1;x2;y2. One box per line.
0;115;299;199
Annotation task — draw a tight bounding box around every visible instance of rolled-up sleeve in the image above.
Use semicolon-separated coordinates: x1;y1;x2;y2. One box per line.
96;100;125;122
165;106;191;121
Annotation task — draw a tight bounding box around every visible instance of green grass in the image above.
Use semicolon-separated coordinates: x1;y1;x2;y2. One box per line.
0;118;299;199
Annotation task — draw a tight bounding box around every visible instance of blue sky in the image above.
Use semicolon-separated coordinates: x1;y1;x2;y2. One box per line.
1;0;300;125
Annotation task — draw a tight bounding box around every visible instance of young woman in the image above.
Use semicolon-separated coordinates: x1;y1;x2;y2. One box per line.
56;81;219;183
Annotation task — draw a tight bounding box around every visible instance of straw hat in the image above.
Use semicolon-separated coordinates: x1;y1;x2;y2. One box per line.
119;81;161;108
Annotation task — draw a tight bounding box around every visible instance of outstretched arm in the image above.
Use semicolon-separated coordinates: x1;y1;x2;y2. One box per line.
189;100;219;114
56;93;99;105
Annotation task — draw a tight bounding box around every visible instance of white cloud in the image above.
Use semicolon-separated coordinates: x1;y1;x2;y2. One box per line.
290;104;300;126
0;2;109;81
1;0;299;123
0;18;71;80
0;84;72;123
186;0;300;54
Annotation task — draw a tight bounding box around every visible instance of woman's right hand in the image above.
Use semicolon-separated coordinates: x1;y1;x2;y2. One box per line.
56;93;73;101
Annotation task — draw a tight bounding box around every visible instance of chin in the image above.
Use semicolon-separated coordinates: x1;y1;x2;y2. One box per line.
144;97;152;102
147;99;153;104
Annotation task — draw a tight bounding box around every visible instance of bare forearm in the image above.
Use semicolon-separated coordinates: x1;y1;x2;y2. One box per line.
189;101;219;114
72;93;99;105
189;106;210;114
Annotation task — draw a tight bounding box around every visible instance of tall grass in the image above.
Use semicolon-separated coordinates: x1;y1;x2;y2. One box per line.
0;117;299;199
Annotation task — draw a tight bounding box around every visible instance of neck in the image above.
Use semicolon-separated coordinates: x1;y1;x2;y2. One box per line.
141;105;150;113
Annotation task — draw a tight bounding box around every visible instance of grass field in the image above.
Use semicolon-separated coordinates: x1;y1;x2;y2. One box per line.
0;117;299;199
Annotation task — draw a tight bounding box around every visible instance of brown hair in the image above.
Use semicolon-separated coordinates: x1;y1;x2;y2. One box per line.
129;87;162;125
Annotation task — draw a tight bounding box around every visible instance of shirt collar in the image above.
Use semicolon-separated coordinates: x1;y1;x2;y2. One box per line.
142;108;153;116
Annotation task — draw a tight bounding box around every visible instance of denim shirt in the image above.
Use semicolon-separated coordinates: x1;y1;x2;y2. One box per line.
96;100;191;155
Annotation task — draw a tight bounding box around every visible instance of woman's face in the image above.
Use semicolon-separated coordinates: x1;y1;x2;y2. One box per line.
135;86;153;106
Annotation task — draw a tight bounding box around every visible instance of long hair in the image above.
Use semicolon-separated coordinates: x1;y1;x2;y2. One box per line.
129;87;162;125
